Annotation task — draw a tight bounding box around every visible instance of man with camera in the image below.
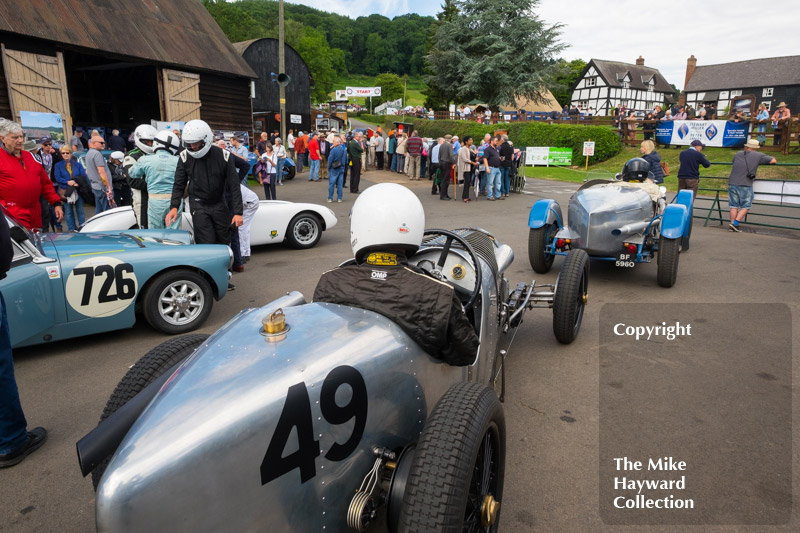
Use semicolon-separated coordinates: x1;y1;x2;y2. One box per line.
727;138;776;232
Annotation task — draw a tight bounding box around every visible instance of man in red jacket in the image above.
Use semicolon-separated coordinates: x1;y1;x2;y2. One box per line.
0;120;62;230
294;132;306;174
405;130;424;180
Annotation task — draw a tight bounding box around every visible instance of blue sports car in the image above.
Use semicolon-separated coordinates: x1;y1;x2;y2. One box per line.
2;214;232;348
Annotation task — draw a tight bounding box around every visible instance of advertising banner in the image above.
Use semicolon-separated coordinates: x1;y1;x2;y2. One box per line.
335;90;347;100
525;147;573;166
655;120;749;148
345;86;382;97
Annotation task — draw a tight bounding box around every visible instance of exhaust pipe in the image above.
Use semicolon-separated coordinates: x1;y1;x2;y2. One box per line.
611;220;651;236
76;359;182;477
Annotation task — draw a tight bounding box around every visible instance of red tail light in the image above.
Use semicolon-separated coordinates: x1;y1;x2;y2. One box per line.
626;243;637;253
555;239;565;249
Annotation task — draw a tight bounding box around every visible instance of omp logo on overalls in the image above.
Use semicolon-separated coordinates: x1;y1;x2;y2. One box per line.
370;270;388;280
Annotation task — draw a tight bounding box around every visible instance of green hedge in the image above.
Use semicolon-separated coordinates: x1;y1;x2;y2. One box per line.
404;119;621;165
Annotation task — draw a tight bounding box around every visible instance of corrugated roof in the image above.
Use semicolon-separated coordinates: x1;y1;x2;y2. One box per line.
590;59;674;93
0;0;256;78
685;56;800;91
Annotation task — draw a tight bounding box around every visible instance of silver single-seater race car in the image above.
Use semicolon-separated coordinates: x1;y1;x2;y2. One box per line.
82;200;337;249
77;222;588;532
527;158;693;288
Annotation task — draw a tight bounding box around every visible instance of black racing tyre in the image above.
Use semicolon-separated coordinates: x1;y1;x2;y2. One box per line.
553;249;589;344
681;216;693;252
91;334;209;489
286;213;322;249
528;224;556;273
143;269;213;334
398;382;505;533
283;164;296;181
657;235;680;288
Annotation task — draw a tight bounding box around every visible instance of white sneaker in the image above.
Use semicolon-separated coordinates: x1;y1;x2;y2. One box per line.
327;198;332;203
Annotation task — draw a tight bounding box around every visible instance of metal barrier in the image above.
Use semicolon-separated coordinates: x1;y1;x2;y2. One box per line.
693;172;800;231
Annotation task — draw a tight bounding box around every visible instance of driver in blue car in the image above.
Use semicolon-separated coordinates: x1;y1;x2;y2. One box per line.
313;183;479;365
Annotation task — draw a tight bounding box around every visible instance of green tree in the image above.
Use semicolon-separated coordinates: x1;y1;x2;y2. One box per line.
202;0;261;42
550;58;587;107
426;0;566;109
363;33;386;76
373;73;404;106
295;27;337;103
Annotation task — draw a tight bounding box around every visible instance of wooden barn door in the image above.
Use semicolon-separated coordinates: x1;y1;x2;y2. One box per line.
161;69;201;122
1;45;72;139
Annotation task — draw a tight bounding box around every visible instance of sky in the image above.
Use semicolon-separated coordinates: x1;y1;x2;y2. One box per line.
283;0;800;90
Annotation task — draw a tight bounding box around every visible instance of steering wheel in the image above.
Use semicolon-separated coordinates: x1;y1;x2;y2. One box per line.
418;228;483;310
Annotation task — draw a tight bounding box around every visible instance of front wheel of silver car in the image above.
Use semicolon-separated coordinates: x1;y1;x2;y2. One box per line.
397;382;505;533
553;249;589;344
143;270;213;334
91;333;209;489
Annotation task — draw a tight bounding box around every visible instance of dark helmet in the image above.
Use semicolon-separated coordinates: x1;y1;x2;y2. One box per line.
621;158;652;182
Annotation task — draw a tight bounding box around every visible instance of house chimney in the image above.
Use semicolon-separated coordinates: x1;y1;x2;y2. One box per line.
680;55;697;106
635;56;645;66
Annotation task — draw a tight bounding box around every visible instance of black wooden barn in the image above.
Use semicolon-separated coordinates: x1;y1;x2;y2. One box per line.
234;38;312;137
0;0;256;142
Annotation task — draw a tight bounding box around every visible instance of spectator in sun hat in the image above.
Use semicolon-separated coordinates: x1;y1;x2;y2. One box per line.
727;138;776;232
770;102;791;146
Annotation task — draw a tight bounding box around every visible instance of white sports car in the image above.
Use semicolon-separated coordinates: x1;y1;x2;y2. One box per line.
81;201;338;249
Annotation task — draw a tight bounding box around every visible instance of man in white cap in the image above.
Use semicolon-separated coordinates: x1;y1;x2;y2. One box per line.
727;138;776;232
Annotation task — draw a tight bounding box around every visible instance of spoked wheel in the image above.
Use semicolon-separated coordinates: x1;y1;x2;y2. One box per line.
397;382;505;532
657;235;680;288
143;270;213;334
553;249;589;344
528;223;557;273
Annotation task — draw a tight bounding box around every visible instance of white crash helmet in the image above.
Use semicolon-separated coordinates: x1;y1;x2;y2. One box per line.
153;130;181;155
182;119;214;159
350;183;425;262
133;124;157;154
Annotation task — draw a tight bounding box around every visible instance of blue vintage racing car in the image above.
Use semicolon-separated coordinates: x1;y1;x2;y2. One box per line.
527;158;693;288
1;214;232;348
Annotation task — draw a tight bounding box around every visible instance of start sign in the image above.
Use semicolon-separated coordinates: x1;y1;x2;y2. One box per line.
583;142;596;157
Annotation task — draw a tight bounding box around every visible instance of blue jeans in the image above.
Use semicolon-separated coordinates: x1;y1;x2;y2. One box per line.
486;167;502;199
499;167;510;195
0;293;28;455
328;169;344;200
728;185;754;209
93;188;110;214
478;170;487;194
390;153;397;172
296;153;304;173
757;124;766;144
64;196;86;231
276;158;285;183
309;159;320;181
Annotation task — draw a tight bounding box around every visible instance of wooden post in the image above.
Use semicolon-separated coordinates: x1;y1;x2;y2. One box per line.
585;138;591;171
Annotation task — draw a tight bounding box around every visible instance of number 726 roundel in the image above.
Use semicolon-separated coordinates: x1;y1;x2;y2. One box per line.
65;257;139;317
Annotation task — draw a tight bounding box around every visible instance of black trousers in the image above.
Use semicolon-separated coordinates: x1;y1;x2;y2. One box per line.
376;152;384;170
439;162;452;199
462;171;473;200
192;201;231;246
350;159;362;193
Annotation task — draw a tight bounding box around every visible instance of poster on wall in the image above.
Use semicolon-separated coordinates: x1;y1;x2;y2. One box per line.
20;111;65;142
153;120;186;133
213;130;250;148
655;120;749;148
290;114;302;124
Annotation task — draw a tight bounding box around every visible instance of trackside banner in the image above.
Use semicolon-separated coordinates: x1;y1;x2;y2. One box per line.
345;86;381;97
655;120;749;148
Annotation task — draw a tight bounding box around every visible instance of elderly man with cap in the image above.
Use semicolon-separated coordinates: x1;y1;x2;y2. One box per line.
676;139;710;199
727;138;776;232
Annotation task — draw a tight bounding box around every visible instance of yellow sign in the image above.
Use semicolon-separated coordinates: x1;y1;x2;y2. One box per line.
365;253;398;266
280;98;286;104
